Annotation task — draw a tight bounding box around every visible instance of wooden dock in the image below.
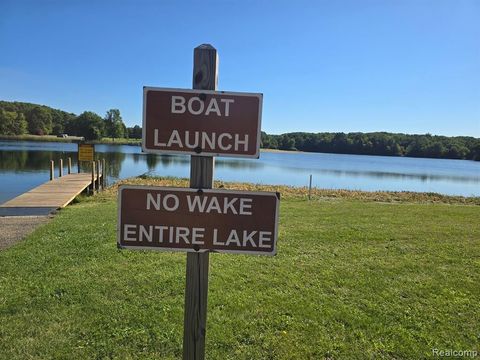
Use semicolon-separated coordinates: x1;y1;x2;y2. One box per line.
0;157;105;247
1;173;100;209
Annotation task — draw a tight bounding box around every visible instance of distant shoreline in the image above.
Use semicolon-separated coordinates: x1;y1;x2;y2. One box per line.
0;134;83;143
1;134;478;161
260;148;302;154
0;134;141;145
0;135;300;151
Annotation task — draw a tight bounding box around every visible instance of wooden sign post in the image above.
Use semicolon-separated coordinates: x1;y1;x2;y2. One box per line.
184;44;216;359
118;44;276;360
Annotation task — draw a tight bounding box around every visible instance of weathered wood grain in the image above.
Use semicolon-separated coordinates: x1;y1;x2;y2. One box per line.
96;160;101;191
50;160;54;181
59;158;63;178
183;44;218;360
91;161;95;194
102;158;106;188
0;173;99;208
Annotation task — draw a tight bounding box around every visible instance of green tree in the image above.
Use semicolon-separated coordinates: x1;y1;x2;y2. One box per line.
470;143;480;161
104;109;125;140
0;110;28;135
73;111;105;140
50;110;74;135
263;134;279;149
127;125;142;139
279;134;296;150
28;106;53;135
446;144;469;159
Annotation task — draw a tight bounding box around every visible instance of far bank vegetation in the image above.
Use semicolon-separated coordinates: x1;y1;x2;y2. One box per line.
0;100;478;161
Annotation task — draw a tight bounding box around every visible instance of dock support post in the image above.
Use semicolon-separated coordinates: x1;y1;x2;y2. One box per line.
91;161;95;194
96;160;101;191
102;158;106;188
50;160;54;181
308;174;312;200
68;157;72;174
59;159;63;178
183;44;217;360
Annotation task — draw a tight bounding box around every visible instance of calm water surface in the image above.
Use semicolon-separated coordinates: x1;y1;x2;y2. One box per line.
0;140;478;204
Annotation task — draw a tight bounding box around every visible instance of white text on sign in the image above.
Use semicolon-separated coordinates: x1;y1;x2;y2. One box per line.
142;88;262;157
171;96;235;116
123;225;273;249
118;186;279;255
154;130;249;152
146;193;253;215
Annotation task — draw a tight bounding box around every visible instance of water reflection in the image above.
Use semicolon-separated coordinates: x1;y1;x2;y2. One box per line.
216;158;265;170
101;151;126;179
0;140;479;203
0;149;77;172
306;168;478;183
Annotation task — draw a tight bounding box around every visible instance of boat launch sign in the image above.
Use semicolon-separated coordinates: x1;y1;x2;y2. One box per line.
142;87;263;158
118;185;279;255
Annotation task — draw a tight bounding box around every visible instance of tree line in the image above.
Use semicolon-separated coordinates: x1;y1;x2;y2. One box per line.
261;132;480;160
0;101;478;160
0;101;142;140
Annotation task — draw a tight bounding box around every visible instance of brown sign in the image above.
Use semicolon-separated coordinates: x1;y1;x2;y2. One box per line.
118;185;279;255
142;87;263;158
78;143;94;161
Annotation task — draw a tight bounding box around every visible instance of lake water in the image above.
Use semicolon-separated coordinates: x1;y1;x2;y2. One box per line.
0;140;478;204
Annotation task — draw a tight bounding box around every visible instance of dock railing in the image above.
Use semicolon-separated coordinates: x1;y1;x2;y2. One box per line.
49;157;106;193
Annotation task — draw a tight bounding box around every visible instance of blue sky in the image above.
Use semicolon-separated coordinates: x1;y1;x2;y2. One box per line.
1;0;479;136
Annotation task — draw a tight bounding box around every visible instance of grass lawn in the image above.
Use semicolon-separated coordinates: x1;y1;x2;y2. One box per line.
0;135;141;145
0;179;479;359
0;134;83;143
96;137;141;145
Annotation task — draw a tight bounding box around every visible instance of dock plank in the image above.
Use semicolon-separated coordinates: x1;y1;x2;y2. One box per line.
0;173;99;209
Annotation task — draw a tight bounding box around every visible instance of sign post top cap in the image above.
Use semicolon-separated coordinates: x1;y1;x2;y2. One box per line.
195;44;216;50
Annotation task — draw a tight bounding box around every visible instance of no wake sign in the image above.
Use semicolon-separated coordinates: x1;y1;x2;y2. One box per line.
118;186;279;255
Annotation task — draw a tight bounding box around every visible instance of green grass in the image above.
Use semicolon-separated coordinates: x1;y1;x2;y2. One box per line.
0;183;479;359
0;134;81;143
95;137;141;145
0;135;141;145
